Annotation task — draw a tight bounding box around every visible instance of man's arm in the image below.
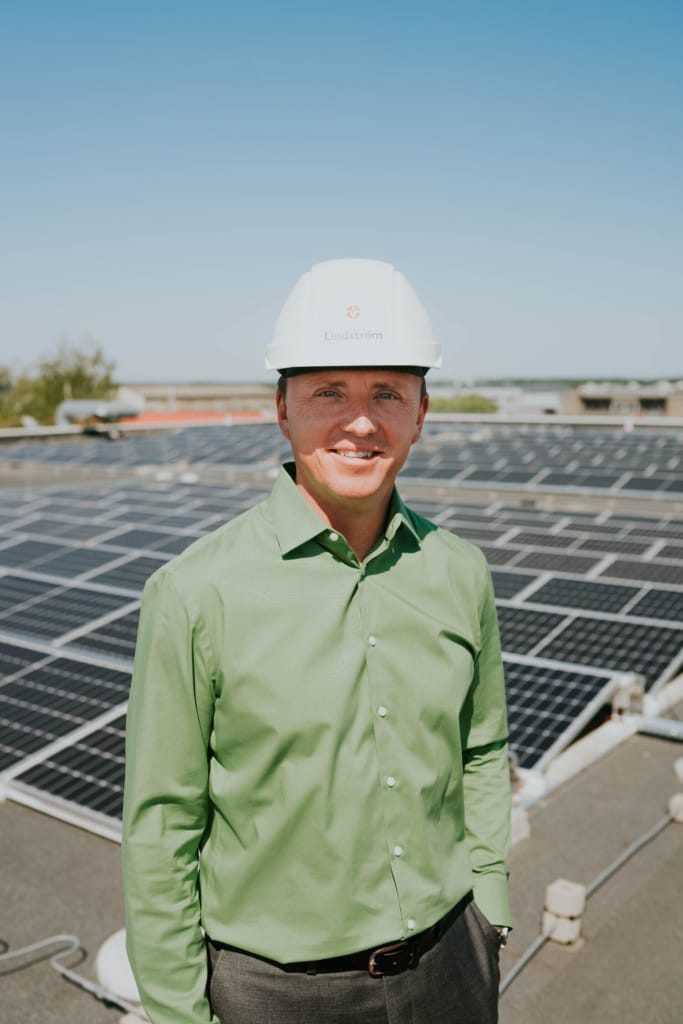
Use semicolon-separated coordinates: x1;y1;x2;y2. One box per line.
122;569;220;1024
460;560;512;928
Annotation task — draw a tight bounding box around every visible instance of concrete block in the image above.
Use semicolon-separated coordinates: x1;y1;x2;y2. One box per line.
545;878;586;918
669;793;683;823
542;910;583;945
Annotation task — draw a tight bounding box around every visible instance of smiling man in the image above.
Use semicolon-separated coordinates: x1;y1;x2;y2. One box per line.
123;259;512;1024
275;367;428;560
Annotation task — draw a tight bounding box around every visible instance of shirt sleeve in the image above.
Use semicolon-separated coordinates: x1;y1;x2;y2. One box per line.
122;569;220;1024
460;559;513;928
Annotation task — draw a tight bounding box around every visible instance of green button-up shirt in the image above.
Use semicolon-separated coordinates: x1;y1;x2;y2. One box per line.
123;464;512;1024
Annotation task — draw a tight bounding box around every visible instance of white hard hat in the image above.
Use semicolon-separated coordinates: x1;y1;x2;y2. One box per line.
266;258;441;371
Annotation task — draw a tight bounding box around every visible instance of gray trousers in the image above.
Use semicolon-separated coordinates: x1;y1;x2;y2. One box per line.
207;900;500;1024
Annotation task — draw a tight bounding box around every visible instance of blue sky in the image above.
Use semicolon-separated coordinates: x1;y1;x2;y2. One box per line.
2;1;681;382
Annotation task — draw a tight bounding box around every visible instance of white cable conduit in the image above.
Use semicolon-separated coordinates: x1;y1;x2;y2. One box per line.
499;808;676;995
0;934;147;1019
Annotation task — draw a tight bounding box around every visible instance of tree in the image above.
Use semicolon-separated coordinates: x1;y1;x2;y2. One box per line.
0;366;12;399
0;339;116;426
429;394;499;413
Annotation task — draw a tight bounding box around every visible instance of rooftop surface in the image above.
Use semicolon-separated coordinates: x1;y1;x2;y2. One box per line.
2;419;683;1023
2;702;681;1024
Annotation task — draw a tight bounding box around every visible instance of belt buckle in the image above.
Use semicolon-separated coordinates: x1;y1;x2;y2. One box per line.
368;940;415;977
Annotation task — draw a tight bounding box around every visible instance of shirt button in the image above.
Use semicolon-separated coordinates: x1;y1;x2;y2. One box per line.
368;635;377;647
392;845;403;857
386;776;396;789
377;705;388;718
407;918;416;931
329;532;339;542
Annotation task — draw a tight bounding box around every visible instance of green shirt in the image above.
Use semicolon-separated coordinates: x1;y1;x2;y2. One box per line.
123;464;512;1024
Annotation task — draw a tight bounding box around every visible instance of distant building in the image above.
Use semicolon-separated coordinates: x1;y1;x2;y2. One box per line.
123;382;275;414
561;381;683;418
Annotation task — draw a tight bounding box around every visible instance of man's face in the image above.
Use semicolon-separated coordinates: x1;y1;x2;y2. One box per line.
276;368;428;521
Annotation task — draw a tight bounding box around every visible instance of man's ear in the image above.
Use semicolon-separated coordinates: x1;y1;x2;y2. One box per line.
276;390;291;440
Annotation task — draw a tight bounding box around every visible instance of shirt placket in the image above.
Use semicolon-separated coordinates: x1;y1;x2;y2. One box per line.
357;540;417;938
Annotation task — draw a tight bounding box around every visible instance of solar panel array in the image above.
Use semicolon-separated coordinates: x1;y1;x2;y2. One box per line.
407;423;683;496
1;421;683;835
0;423;289;470
0;481;269;833
1;420;682;496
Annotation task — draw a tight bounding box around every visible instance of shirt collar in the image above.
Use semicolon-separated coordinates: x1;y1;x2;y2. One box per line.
267;462;422;556
384;488;422;546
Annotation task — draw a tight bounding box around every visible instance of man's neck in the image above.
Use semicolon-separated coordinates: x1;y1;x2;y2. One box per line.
295;485;391;563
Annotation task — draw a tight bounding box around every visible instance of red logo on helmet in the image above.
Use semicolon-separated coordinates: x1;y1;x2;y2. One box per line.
346;305;361;320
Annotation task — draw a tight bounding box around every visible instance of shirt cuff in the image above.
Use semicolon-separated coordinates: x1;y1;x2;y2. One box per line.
472;873;513;928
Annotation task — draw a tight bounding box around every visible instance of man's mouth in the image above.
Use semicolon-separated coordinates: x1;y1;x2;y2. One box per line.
331;450;380;460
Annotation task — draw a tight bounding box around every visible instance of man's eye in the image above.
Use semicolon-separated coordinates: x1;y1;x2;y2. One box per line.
377;391;399;400
317;389;339;398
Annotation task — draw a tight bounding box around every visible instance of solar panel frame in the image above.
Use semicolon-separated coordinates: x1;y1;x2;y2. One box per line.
1;704;127;840
0;655;129;773
531;612;683;688
15;716;126;821
503;654;617;772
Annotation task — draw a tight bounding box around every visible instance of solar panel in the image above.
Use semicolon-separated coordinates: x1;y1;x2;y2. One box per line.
15;713;126;821
528;578;640;615
152;534;199;556
101;528;185;550
0;658;129;772
512;529;578;549
652;524;683;541
537;616;683;686
496;606;567;654
0;540;65;567
447;525;509;544
563;521;623;535
36;547;120;578
0;640;48;680
491;571;539;600
657;543;683;561
504;660;613;770
576;537;653;556
514;551;602;575
600;558;683;586
88;554;168;592
540;472;581;486
17;517;113;541
0;574;58;613
621;476;668;492
628;589;683;623
0;584;133;641
66;607;140;661
477;545;518;566
573;473;622;488
106;507;172;523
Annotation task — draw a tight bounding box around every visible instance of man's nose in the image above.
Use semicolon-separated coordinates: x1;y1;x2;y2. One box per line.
344;404;377;435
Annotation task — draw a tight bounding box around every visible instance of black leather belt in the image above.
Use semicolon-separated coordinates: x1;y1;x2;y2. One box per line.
210;891;472;977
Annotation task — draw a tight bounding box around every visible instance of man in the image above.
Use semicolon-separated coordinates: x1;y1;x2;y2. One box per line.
123;258;512;1024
